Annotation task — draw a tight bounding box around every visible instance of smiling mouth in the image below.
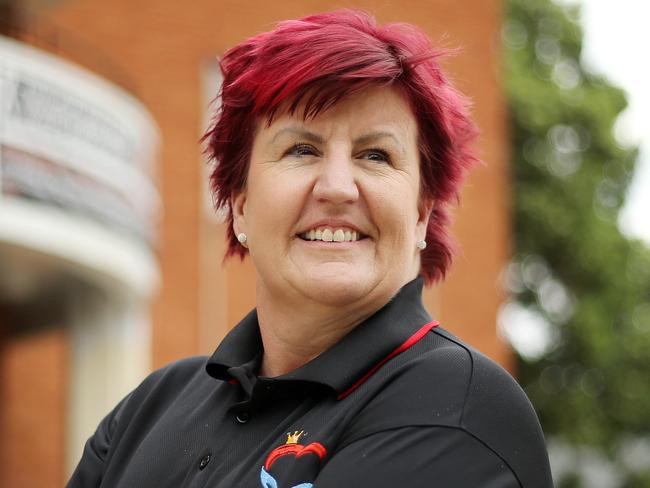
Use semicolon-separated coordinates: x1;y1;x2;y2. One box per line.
297;227;367;243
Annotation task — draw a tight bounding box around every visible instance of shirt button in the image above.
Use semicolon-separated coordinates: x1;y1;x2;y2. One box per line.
199;453;211;470
236;411;250;423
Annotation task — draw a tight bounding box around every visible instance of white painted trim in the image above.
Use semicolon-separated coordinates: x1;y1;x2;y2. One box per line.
0;198;159;297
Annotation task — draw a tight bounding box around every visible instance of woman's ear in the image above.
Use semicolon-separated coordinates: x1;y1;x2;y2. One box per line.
231;190;247;237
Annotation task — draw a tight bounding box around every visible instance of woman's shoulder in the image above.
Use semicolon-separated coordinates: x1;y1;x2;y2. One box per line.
110;356;211;425
345;328;550;486
328;327;553;488
430;328;546;448
358;326;540;426
140;355;209;388
136;354;209;391
427;327;537;420
350;326;550;484
404;327;544;435
427;328;552;483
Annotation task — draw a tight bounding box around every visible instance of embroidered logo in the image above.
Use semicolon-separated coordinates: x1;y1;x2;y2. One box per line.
260;431;327;488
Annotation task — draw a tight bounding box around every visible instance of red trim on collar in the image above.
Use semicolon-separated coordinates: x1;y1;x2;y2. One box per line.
337;320;439;400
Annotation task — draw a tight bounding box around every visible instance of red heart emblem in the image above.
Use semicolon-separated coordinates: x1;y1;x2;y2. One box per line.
264;442;327;471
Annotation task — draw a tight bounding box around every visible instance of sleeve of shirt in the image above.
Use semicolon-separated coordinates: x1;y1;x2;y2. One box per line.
66;393;132;488
313;425;522;488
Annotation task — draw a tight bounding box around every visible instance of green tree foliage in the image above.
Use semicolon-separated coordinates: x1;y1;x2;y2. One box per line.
504;0;650;485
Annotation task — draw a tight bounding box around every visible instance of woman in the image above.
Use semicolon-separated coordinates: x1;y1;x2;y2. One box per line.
69;9;553;488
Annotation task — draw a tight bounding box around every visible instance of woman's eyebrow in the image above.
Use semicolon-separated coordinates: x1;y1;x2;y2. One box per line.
353;131;400;146
269;128;404;155
271;127;324;145
355;131;406;158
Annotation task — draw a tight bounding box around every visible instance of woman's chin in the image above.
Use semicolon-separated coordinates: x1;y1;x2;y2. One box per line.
292;266;374;307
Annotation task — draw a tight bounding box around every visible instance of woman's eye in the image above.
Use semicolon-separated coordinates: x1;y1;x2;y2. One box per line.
286;143;317;157
361;149;390;163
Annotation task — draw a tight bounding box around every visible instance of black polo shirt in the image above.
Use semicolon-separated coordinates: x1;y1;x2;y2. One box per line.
68;278;553;487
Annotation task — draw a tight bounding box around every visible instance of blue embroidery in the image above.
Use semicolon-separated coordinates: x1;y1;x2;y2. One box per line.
259;466;314;488
260;467;278;488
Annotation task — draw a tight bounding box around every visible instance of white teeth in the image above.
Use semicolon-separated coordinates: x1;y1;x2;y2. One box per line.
301;227;363;242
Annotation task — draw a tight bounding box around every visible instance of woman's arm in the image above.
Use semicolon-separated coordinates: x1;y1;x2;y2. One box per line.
66;393;131;488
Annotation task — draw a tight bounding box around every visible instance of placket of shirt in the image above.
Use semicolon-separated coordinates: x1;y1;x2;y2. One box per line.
182;368;313;486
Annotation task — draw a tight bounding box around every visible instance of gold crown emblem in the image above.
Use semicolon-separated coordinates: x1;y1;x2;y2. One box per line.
286;430;305;444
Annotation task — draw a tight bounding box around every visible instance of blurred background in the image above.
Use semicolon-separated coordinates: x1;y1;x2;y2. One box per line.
0;0;647;486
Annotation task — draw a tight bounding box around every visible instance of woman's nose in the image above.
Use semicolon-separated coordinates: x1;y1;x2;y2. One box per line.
312;153;359;204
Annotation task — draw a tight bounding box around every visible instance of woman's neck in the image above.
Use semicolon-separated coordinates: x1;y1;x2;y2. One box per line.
255;284;384;377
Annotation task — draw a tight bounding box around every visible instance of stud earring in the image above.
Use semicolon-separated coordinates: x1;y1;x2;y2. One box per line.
416;240;427;250
237;233;248;245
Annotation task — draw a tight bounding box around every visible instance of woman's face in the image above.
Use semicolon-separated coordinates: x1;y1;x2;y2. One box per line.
232;87;432;309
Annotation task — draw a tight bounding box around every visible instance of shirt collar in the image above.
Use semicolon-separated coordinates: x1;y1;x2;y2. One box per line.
206;277;432;396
